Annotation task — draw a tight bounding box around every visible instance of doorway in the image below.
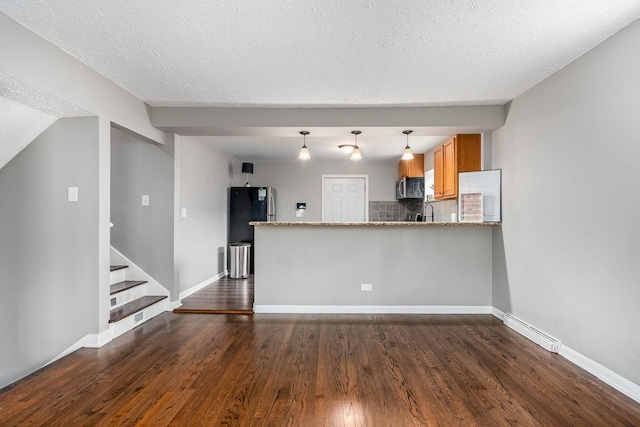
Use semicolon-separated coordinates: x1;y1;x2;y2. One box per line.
322;175;368;222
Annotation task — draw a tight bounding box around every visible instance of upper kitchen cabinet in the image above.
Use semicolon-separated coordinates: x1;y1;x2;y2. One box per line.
434;134;481;200
399;154;424;178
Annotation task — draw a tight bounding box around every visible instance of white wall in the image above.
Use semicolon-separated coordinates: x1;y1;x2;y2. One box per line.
249;160;398;222
176;136;242;293
0;117;101;389
492;19;640;384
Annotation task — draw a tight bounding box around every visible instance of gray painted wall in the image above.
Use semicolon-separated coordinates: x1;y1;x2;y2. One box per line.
249;160;398;222
0;117;100;388
176;136;242;293
491;19;640;384
111;127;176;297
254;225;493;307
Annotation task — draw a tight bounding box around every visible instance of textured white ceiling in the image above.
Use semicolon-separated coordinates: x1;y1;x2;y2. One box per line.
2;0;639;109
0;72;92;118
1;1;639;162
0;96;57;170
0;73;92;169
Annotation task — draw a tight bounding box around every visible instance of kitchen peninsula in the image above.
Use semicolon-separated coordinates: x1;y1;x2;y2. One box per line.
250;221;500;313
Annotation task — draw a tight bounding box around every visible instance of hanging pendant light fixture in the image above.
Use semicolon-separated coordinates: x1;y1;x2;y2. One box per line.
299;131;310;160
338;144;355;154
241;162;254;187
402;130;414;160
350;130;362;160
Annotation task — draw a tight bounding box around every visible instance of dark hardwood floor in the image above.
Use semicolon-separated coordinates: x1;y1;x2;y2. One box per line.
1;313;639;426
173;275;254;314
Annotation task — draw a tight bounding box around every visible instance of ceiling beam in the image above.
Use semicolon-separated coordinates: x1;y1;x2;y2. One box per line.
151;105;505;136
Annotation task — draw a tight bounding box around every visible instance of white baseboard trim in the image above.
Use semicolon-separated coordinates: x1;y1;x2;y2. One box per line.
45;336;87;366
491;307;505;321
85;329;113;348
179;271;227;300
560;345;640;404
253;305;493;314
168;299;183;310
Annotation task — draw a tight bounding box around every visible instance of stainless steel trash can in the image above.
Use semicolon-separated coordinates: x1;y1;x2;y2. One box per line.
229;242;251;279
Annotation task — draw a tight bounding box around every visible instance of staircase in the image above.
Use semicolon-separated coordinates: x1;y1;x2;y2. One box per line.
109;249;170;340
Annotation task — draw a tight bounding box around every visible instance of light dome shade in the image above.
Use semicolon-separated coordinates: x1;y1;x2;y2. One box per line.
350;147;362;160
339;144;355;154
241;162;254;174
299;146;310;160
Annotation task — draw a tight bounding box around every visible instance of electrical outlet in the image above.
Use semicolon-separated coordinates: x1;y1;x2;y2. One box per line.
361;283;372;291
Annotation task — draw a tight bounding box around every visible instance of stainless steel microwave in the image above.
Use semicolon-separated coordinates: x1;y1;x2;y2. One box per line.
396;177;425;200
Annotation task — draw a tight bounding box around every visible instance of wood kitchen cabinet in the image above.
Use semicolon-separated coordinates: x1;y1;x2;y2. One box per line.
433;134;481;200
399;153;424;178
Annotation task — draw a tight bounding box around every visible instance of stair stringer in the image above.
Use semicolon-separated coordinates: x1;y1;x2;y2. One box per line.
110;246;170;298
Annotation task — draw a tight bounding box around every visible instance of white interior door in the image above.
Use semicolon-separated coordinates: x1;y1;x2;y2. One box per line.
323;176;367;222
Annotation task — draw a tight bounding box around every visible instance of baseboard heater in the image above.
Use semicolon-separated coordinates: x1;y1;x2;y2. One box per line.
504;313;561;353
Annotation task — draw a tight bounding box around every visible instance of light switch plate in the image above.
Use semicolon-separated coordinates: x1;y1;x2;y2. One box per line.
68;187;78;202
142;195;150;206
181;208;187;218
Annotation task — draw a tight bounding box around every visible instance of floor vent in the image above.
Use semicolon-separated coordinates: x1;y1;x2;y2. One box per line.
134;312;144;322
504;313;561;353
110;297;117;307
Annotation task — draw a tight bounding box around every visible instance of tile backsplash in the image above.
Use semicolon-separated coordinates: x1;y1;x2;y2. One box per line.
369;200;423;222
369;199;460;222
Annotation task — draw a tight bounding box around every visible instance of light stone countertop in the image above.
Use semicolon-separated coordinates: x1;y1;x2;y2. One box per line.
250;221;500;226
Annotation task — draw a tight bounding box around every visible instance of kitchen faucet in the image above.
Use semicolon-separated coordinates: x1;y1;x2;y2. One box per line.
424;203;435;222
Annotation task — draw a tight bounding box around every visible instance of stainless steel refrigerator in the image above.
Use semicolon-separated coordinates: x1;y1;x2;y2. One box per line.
229;186;276;274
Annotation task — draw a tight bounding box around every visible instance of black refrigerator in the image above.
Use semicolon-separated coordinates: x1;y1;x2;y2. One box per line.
229;186;276;274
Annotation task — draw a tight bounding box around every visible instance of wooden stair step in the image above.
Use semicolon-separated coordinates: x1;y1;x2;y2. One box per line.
110;280;148;295
110;265;128;272
109;295;167;323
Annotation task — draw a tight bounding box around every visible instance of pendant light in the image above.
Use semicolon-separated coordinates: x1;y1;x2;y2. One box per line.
402;130;414;160
338;144;355;154
241;162;254;187
299;131;310;160
350;130;362;160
